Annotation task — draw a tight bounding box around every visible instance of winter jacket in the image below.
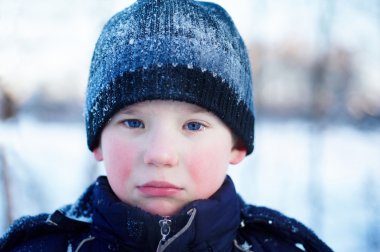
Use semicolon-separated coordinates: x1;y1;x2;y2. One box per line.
0;176;333;252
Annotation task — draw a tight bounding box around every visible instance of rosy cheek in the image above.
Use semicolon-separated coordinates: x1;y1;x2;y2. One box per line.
103;140;137;194
186;147;227;199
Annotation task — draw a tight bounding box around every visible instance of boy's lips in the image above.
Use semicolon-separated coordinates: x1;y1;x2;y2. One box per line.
137;181;183;197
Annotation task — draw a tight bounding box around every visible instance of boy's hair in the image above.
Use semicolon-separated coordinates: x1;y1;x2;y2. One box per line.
85;0;255;154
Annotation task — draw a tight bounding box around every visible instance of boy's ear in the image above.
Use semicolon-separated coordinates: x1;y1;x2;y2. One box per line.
229;137;247;165
229;144;247;165
93;146;104;161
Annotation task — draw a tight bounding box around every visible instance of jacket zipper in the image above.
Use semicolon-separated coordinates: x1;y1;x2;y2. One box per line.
159;216;172;244
156;208;197;252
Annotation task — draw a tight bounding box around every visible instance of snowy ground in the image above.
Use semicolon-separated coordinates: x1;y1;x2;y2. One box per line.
1;117;379;251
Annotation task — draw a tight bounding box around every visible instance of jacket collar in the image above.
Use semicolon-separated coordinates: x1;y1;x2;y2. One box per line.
62;175;241;251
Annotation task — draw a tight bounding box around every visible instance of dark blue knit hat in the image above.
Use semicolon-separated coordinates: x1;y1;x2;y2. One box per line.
85;0;255;154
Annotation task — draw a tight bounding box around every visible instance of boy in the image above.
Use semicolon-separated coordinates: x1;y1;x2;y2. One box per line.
0;0;333;251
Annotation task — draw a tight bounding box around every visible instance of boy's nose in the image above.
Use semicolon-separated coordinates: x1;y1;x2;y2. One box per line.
143;129;179;168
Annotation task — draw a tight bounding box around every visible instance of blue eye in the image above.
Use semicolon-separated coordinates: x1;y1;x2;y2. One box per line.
123;119;144;128
185;122;204;131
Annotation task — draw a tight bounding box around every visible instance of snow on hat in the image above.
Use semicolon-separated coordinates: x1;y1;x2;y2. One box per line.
85;0;255;154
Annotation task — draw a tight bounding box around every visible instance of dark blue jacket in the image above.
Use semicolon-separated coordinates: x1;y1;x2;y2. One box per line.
0;176;333;251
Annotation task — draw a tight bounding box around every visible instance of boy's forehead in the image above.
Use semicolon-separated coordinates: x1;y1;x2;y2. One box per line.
118;100;209;114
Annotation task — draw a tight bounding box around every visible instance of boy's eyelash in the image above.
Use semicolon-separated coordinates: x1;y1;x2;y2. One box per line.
117;119;208;131
184;121;207;131
122;119;145;128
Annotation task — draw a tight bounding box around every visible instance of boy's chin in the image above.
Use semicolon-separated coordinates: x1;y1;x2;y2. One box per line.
140;201;185;217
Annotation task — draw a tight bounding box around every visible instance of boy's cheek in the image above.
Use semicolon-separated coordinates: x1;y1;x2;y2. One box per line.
104;148;137;202
103;143;137;179
186;148;228;195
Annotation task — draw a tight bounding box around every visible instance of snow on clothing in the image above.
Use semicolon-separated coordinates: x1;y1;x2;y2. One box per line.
0;176;333;252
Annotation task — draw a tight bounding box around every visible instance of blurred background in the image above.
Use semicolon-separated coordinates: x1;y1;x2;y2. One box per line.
0;0;379;251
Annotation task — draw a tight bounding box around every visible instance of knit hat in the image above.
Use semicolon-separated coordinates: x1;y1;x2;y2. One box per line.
85;0;255;154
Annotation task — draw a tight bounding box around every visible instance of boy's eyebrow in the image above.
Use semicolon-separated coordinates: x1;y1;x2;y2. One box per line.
185;106;206;113
117;102;211;115
119;108;137;114
119;108;206;115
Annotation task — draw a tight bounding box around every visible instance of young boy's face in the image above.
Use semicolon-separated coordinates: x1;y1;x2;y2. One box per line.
93;100;246;216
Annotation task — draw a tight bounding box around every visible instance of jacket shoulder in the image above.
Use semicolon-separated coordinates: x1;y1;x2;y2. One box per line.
0;214;56;251
0;211;90;251
0;179;97;251
237;204;333;252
